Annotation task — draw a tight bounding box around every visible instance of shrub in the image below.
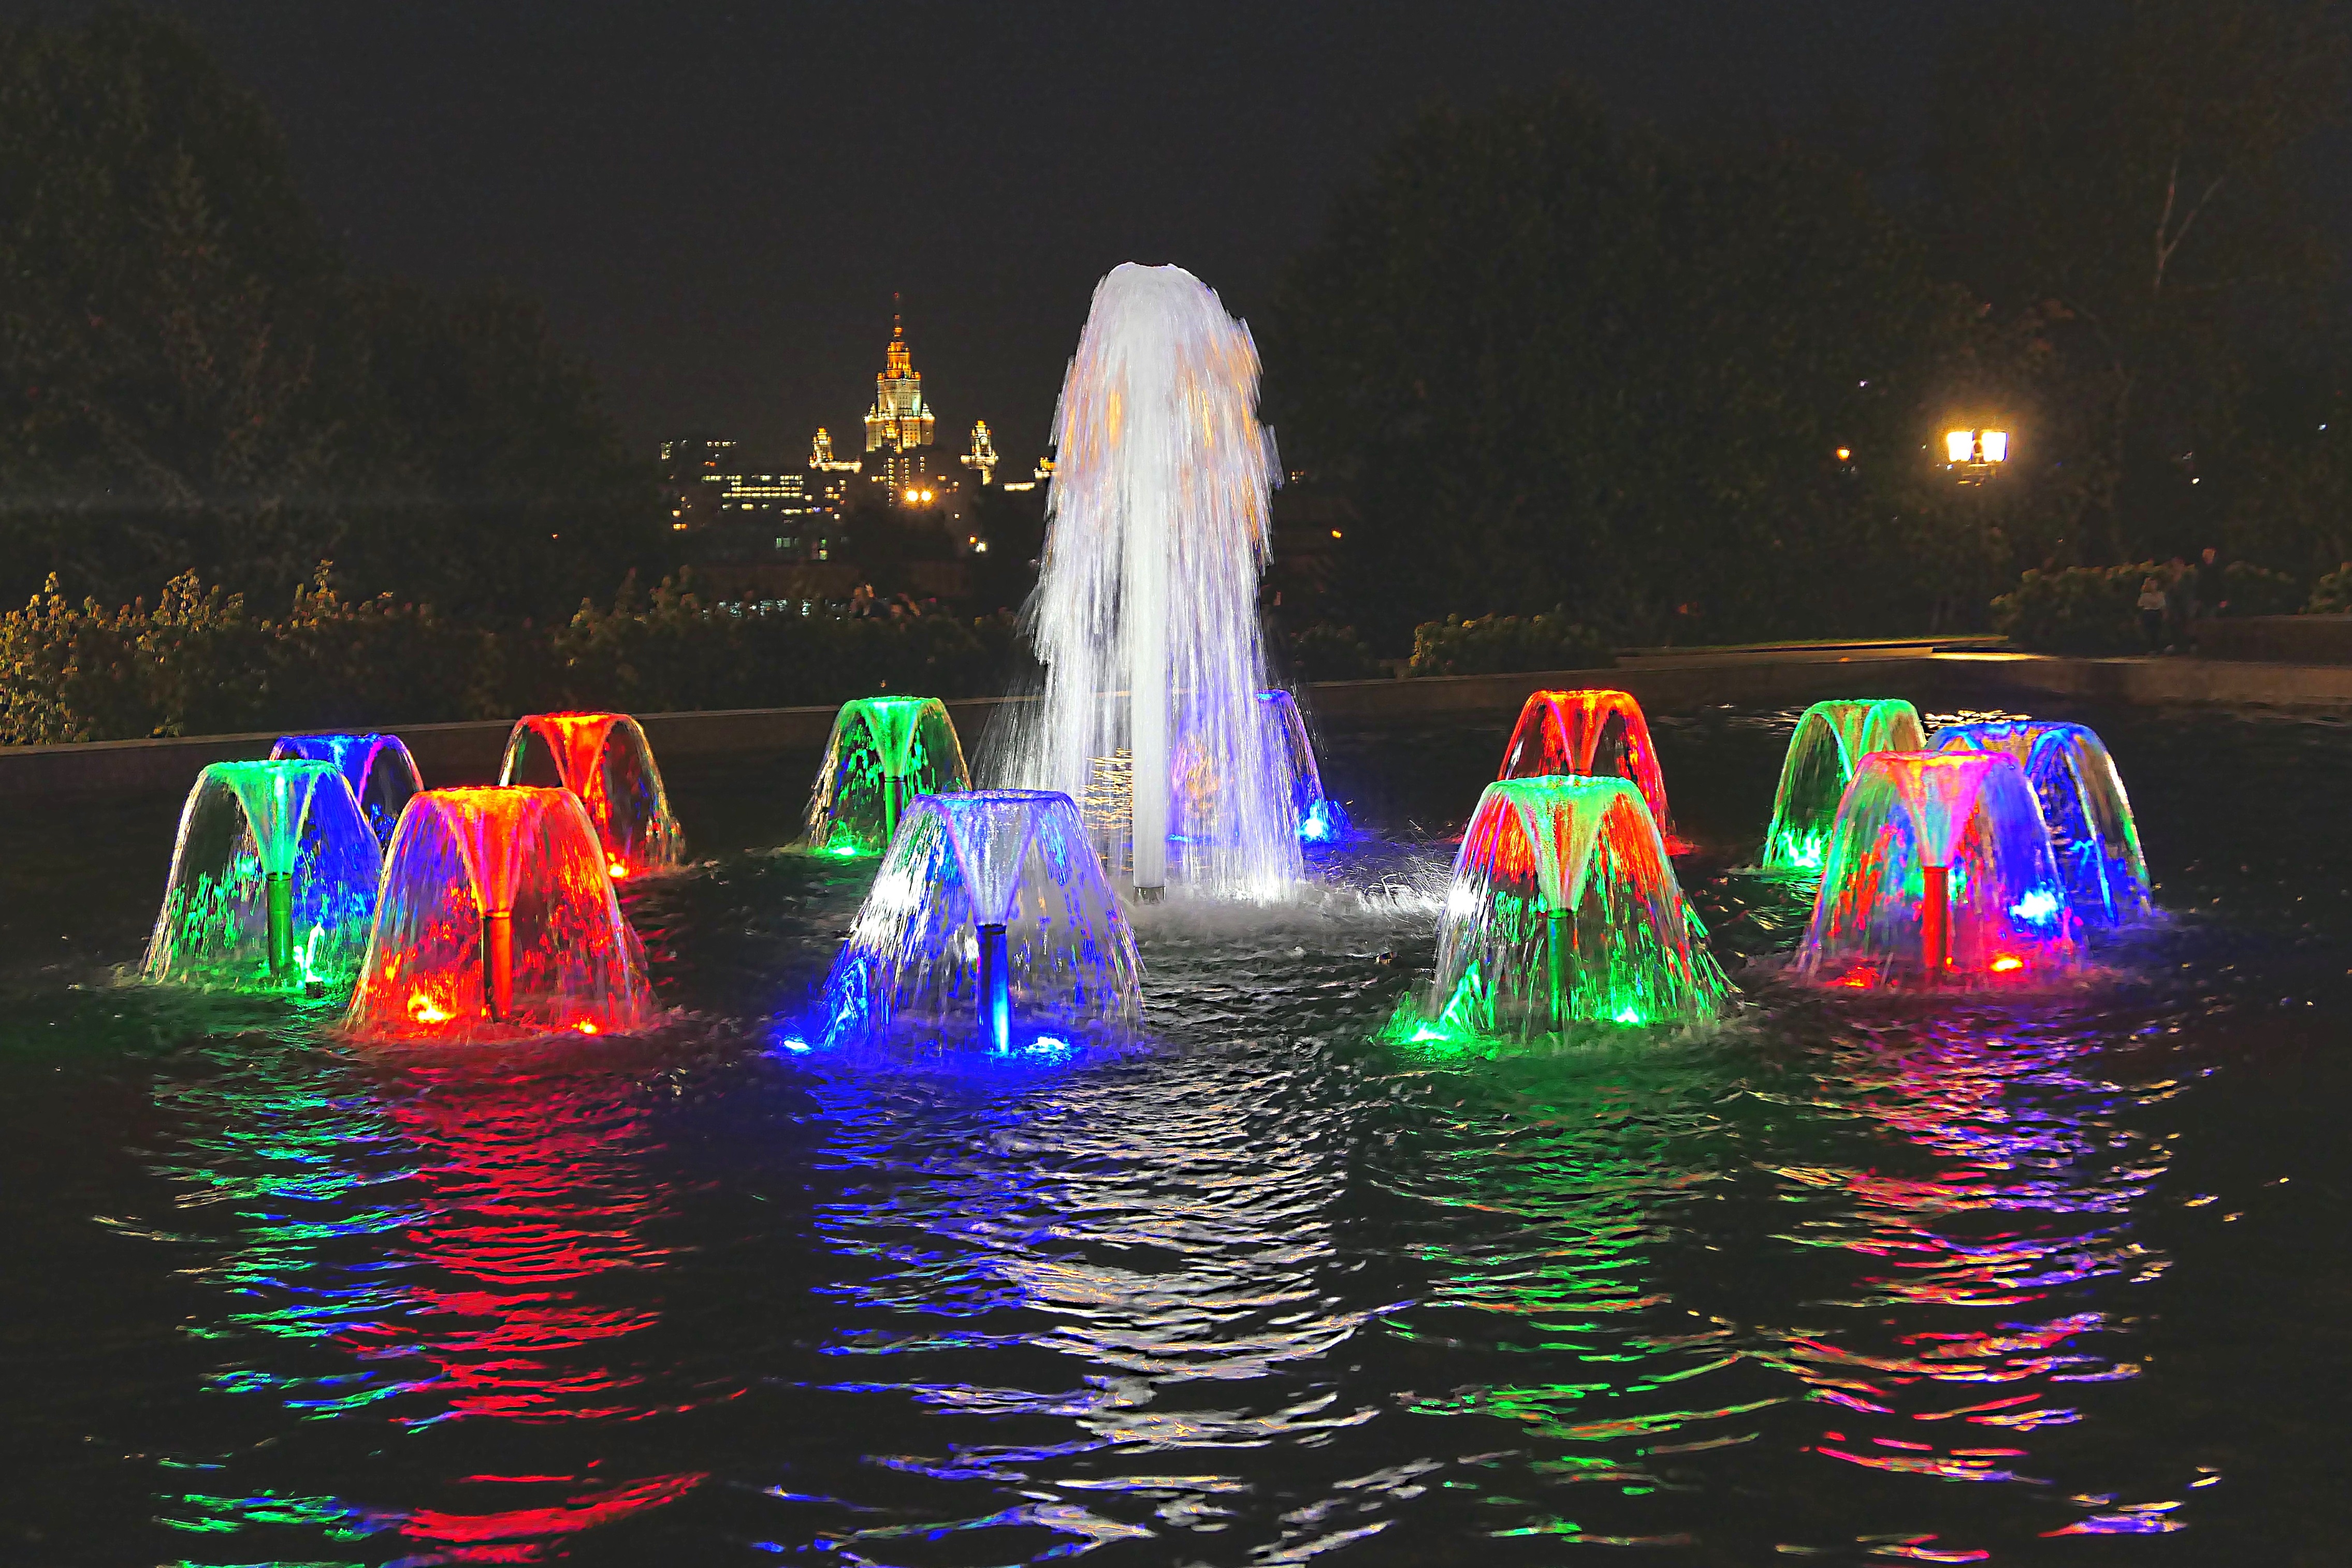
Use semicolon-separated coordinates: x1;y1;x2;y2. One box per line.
1406;609;1615;677
2309;562;2352;614
1991;563;2184;655
2218;560;2303;617
1283;621;1384;683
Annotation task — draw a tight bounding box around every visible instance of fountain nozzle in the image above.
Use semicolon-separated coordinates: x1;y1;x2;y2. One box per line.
977;922;1011;1051
265;872;294;977
482;908;515;1021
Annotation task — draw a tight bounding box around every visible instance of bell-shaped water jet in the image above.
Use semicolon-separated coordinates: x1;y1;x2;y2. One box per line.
1761;700;1925;872
1498;689;1680;849
817;790;1141;1053
1402;776;1726;1046
1795;751;2078;989
990;263;1298;901
1257;689;1351;843
144;760;382;996
805;695;970;855
1928;720;2151;925
270;731;423;848
343;787;655;1043
498;712;683;879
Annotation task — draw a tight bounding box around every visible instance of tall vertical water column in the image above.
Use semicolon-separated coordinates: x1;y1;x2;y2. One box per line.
999;263;1299;900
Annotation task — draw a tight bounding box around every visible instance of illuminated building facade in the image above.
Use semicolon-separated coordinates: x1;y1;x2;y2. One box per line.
961;421;999;486
862;314;936;454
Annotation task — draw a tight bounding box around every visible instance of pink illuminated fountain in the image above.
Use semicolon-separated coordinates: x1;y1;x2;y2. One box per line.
1795;751;2079;990
499;712;683;879
1497;689;1681;849
343;787;655;1043
1929;719;2151;925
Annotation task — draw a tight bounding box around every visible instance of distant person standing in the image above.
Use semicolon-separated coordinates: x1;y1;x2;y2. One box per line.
2197;545;2227;617
2137;576;2170;652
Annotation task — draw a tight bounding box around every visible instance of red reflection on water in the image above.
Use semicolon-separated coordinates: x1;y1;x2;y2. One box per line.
400;1469;707;1556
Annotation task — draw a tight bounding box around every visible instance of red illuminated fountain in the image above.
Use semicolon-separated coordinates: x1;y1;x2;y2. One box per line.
343;787;655;1043
1795;751;2080;990
499;713;683;879
1498;689;1682;849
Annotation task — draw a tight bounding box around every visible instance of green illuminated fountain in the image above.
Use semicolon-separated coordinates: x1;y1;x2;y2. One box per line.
1395;776;1726;1049
806;696;970;855
1762;699;1926;872
144;760;383;996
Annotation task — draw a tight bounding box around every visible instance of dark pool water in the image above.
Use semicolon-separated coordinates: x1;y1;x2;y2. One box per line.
4;704;2350;1566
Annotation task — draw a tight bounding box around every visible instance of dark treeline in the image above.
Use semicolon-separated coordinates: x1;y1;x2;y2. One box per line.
0;9;664;624
1267;0;2352;649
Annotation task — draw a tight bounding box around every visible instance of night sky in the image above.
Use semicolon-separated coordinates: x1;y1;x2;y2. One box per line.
2;4;1982;468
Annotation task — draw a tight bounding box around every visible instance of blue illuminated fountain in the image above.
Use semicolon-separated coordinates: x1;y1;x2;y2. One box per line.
270;732;423;847
1929;719;2151;926
815;790;1141;1054
1258;689;1350;844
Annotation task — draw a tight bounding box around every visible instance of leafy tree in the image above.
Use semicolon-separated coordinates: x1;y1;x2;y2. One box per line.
1928;0;2349;563
1266;87;1990;647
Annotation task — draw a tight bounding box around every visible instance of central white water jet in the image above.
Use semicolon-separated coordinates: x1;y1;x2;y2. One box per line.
995;263;1300;900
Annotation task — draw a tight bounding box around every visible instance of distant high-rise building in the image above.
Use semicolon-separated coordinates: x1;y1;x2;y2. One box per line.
862;304;936;454
961;420;999;486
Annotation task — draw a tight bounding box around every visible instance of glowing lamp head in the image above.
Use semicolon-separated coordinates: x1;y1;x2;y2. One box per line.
1945;429;1975;464
1835;446;1852;462
1980;429;2009;463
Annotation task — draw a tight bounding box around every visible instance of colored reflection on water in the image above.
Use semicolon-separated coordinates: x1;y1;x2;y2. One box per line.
3;708;2348;1562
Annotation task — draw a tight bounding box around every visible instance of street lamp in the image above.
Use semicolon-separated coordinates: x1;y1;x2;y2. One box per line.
1944;427;2010;484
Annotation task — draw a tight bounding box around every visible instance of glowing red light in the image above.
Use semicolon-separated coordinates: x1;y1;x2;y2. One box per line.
1837;966;1880;989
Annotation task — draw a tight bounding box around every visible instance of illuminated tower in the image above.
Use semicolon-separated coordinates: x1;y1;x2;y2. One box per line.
961;420;999;486
862;303;935;454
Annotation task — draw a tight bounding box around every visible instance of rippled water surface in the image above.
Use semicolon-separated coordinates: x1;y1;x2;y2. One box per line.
5;704;2350;1565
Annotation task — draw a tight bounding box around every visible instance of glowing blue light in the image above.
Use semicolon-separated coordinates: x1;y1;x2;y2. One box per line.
1297;795;1351;844
2009;889;2062;925
776;1034;811;1054
1024;1035;1076;1059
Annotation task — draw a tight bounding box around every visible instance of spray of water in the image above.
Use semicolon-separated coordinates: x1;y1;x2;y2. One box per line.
990;262;1301;901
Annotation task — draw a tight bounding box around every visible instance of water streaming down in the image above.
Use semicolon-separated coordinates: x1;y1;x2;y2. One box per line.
1400;776;1726;1046
989;263;1298;899
343;786;655;1043
1761;699;1926;871
144;760;382;994
1795;750;2080;989
1929;719;2152;925
815;790;1141;1053
1498;688;1682;849
804;695;970;855
499;712;684;878
1257;689;1349;843
270;731;424;847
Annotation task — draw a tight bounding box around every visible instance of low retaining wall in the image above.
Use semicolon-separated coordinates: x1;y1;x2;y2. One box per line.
2188;615;2352;665
6;647;2350;799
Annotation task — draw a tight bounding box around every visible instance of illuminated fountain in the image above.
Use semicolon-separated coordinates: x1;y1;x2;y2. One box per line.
805;695;970;855
144;760;381;996
1761;700;1926;872
1397;776;1726;1047
270;731;423;847
343;787;655;1043
1498;689;1681;850
814;790;1141;1055
991;262;1298;900
1258;689;1350;844
1795;751;2078;990
499;712;683;879
1929;720;2151;925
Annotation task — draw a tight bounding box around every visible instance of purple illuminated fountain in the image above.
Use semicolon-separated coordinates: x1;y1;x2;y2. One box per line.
270;731;423;847
1795;751;2080;990
815;790;1141;1054
1929;719;2151;925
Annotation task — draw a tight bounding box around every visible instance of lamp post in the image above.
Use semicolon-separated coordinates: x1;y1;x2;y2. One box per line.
1944;427;2010;486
